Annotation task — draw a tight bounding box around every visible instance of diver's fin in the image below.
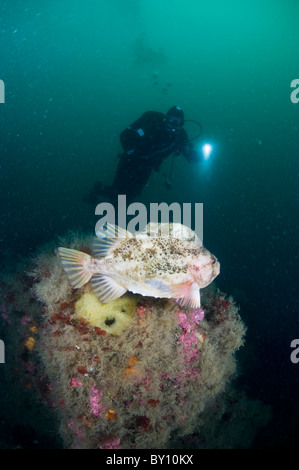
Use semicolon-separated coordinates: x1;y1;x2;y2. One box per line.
58;247;93;288
171;281;201;308
91;274;127;303
93;223;133;257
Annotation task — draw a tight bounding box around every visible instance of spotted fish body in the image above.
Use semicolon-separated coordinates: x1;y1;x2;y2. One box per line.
58;223;220;308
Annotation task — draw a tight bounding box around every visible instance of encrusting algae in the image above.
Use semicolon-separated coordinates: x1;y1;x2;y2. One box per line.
0;228;272;449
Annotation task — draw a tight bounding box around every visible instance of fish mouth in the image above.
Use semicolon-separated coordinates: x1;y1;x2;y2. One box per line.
188;257;220;288
189;259;220;288
213;260;220;277
202;260;220;286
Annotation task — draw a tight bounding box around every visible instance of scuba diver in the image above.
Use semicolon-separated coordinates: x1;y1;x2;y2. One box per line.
85;106;201;206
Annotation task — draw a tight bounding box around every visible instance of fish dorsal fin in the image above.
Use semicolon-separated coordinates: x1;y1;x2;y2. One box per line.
93;223;133;257
99;223;133;240
91;274;127;303
171;280;201;308
142;223;202;245
92;237;121;258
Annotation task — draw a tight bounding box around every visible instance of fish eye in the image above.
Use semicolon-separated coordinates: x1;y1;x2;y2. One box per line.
211;257;216;265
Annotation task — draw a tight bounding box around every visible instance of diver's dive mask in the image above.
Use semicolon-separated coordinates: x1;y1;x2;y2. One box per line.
166;106;185;130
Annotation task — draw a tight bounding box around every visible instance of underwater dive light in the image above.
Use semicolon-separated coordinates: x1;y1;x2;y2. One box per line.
202;143;213;160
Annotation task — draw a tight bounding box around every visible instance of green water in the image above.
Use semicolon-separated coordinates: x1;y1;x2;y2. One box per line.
0;0;298;449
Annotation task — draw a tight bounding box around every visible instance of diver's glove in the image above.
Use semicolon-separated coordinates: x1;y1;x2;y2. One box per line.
183;142;199;163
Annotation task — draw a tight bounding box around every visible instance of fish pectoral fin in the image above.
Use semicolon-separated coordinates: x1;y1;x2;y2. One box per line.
90;274;127;303
171;281;201;308
58;247;93;288
170;280;193;299
93;223;133;257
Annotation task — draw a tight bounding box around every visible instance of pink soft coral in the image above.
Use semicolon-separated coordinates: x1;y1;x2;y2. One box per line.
177;308;205;364
89;385;105;416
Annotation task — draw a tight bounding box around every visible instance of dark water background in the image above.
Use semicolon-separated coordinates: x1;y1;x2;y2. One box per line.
0;0;298;448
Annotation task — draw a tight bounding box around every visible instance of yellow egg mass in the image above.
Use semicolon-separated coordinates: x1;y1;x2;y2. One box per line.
75;292;138;335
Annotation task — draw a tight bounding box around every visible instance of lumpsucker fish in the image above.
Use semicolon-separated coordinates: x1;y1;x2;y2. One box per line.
58;223;220;308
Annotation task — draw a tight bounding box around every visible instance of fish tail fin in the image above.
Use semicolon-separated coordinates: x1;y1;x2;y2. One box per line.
58;247;93;288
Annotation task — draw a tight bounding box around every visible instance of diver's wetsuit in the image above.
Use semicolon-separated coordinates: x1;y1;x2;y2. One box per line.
87;111;192;206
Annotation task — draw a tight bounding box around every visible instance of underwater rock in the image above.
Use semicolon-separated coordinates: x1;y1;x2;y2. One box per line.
0;233;271;449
